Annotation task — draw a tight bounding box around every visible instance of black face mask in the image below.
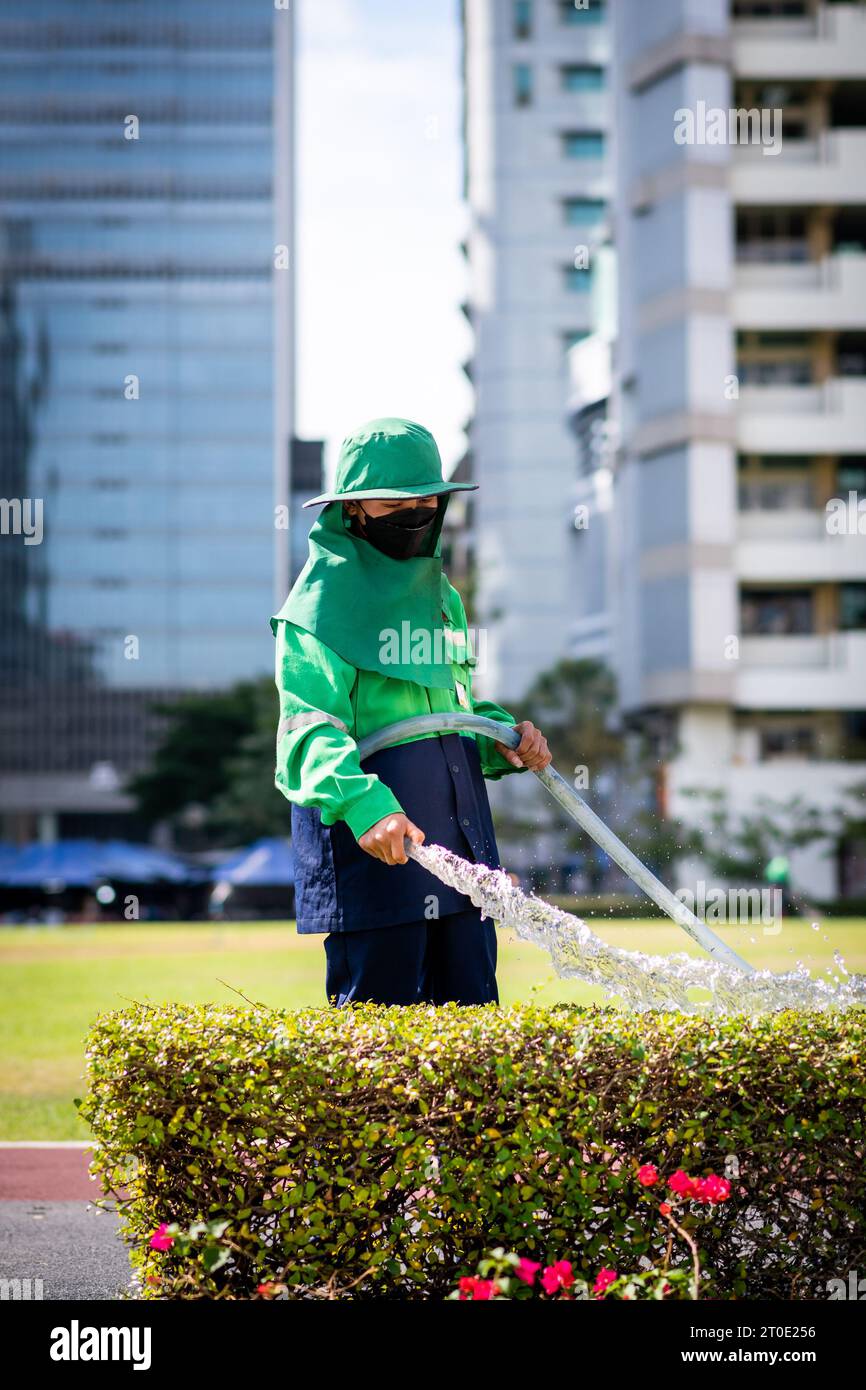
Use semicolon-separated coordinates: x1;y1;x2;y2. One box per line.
354;503;439;560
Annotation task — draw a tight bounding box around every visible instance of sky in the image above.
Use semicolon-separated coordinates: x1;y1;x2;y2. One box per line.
296;0;472;483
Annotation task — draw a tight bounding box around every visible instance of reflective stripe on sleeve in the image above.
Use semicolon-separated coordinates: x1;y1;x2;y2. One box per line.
277;710;349;742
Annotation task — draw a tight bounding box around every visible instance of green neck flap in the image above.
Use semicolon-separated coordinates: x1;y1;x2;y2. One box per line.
270;501;455;690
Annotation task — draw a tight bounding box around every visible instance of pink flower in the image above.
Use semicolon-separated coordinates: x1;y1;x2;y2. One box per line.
515;1257;541;1286
459;1276;496;1301
668;1169;698;1198
149;1222;173;1252
659;1201;672;1217
592;1267;618;1298
637;1163;659;1187
541;1260;575;1295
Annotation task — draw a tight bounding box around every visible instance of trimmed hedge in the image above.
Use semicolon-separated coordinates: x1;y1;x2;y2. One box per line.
80;1003;866;1300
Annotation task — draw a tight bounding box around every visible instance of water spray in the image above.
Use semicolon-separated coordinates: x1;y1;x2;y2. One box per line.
402;839;864;1013
358;712;756;975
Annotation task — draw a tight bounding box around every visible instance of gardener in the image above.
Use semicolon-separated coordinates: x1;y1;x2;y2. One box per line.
271;417;551;1007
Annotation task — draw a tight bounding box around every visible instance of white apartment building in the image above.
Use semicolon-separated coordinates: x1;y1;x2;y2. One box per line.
461;0;611;700
571;0;866;900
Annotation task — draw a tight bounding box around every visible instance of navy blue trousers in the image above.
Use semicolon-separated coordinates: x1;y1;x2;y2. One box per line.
324;907;498;1007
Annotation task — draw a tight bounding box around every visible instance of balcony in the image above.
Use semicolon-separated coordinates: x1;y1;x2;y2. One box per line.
737;376;866;454
736;630;866;710
733;4;866;81
737;510;866;583
733;252;866;331
731;129;866;206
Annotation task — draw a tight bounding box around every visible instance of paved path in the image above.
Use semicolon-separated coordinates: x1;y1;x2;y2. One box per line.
0;1144;133;1300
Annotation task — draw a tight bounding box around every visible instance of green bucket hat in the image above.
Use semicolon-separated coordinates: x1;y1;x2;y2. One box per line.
302;417;477;508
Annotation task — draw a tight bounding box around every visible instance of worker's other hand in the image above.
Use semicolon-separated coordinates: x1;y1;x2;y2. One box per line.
358;813;425;866
496;720;552;772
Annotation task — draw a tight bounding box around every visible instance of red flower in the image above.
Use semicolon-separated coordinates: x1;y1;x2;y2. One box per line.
459;1276;496;1301
542;1260;575;1295
659;1201;672;1217
149;1222;173;1252
592;1267;618;1298
257;1282;279;1298
515;1258;541;1286
637;1163;659;1187
668;1169;698;1198
695;1174;731;1205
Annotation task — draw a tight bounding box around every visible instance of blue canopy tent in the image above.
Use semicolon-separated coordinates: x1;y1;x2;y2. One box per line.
209;838;294;919
3;839;198;888
100;841;206;884
0;844;20;877
213;838;294;886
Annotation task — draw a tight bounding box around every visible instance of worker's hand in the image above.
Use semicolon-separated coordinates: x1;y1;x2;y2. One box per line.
496;720;552;772
358;813;425;866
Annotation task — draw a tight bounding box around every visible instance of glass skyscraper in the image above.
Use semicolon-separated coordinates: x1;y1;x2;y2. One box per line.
0;0;295;838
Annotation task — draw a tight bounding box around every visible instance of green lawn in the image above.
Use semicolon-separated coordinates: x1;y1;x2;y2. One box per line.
1;917;864;1140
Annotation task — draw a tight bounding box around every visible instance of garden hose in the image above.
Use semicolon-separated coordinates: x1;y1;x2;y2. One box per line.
357;712;755;976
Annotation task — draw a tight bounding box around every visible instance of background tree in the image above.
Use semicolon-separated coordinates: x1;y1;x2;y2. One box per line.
211;681;292;842
520;657;623;779
678;788;834;913
128;679;285;845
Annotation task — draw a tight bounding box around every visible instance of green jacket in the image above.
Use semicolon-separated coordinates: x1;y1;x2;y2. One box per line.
274;580;521;841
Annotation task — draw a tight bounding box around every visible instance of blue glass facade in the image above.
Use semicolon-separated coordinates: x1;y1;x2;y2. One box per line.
0;1;292;781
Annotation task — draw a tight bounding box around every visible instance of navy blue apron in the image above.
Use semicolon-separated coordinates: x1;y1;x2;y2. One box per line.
291;731;501;933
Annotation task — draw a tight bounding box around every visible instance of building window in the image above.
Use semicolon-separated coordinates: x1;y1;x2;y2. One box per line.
732;1;809;18
513;63;533;107
838;461;866;493
560;0;605;24
736;330;814;386
563;197;606;225
842;712;866;761
563;265;591;292
562;131;605;159
736;209;808;264
560;65;604;92
738;360;812;386
513;0;532;39
840;584;866;631
739;475;814;511
760;723;816;761
838;332;866;378
737;455;815;512
741;589;814;636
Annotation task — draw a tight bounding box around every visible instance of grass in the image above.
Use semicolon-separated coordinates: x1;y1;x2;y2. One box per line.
1;916;863;1140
